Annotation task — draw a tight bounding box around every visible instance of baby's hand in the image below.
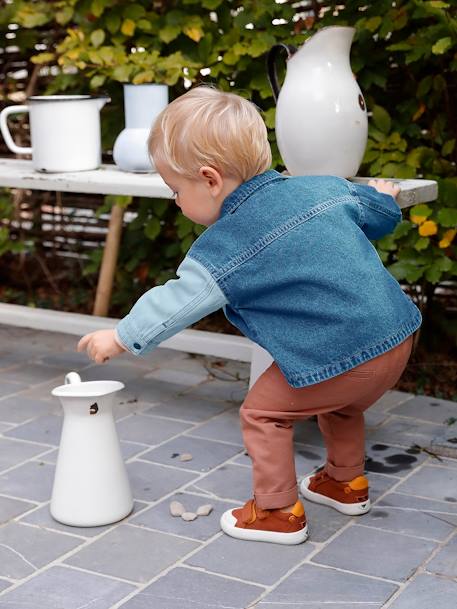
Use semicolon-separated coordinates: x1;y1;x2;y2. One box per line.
77;329;126;364
368;179;401;200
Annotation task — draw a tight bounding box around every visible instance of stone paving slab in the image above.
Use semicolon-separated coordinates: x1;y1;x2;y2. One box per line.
395;463;457;502
0;460;55;502
388;573;457;609
0;395;56;424
3;414;63;446
186;534;316;585
130;491;236;541
144;395;230;422
19;501;147;538
0;565;136;609
426;532;457;577
312;524;437;581
119;566;263;609
256;563;399;609
0;521;84;579
0;324;456;609
391;395;457;424
140;434;243;472
64;524;200;583
0;437;52;472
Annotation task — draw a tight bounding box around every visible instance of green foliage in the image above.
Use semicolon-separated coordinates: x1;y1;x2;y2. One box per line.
2;0;456;324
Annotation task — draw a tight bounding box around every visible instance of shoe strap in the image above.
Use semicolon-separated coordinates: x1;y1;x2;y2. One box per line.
239;499;270;525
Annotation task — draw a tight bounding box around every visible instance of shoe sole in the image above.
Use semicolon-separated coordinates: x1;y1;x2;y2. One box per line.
299;475;371;516
220;509;309;545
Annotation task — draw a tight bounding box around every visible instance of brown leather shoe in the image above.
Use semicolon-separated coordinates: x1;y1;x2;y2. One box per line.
300;470;371;515
220;499;308;544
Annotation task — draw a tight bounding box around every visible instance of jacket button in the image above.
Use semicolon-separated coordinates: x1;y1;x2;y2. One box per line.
133;343;141;350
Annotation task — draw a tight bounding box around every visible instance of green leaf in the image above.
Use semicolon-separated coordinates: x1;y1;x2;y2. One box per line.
56;7;73;25
112;64;133;82
159;25;181;43
389;261;424;283
437;208;457;227
365;16;382;32
432;37;452;55
414;237;430;251
90;29;105;48
106;14;121;34
410;204;433;218
393;221;413;238
145;217;161;240
123;4;146;20
372;106;391;134
442;139;455;156
90;74;106;88
202;0;223;7
417;75;433;98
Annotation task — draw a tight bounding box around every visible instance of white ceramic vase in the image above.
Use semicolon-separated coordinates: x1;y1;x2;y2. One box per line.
267;26;368;178
50;372;133;527
113;83;168;172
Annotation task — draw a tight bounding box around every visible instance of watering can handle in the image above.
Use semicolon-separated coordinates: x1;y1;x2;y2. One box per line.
267;43;297;103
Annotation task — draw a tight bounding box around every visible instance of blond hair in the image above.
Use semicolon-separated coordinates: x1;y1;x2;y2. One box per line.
148;85;272;182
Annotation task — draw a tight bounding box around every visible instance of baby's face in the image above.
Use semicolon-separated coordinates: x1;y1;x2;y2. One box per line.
156;161;225;227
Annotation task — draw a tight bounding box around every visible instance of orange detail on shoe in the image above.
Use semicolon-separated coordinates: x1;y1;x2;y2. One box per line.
348;475;369;491
308;471;369;505
291;500;305;517
233;499;306;533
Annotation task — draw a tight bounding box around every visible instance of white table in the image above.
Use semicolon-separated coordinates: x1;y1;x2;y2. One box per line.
0;158;438;385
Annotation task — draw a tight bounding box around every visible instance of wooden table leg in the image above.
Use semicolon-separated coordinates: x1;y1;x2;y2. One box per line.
92;203;125;317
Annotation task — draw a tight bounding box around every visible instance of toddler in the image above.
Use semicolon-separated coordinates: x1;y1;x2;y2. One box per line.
78;86;420;545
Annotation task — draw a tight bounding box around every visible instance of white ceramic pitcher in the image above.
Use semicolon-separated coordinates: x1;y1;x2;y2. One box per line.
267;26;368;178
113;83;168;172
50;372;133;527
0;95;109;172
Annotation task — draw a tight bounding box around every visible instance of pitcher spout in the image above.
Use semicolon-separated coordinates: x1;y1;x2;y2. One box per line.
289;26;356;69
96;96;110;111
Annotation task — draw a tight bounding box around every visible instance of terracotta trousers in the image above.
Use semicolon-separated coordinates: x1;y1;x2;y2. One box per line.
240;336;413;509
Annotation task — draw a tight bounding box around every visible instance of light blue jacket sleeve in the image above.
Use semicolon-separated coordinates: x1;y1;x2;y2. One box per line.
351;183;402;240
115;256;228;356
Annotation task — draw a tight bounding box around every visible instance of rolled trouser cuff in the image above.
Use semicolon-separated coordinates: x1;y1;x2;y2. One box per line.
254;485;298;510
325;462;365;482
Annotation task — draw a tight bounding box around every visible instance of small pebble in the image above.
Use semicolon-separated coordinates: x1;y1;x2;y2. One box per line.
169;501;185;517
181;511;198;521
179;453;193;462
196;504;213;517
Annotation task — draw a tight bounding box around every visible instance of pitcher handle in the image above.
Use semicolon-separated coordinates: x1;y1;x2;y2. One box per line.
0;106;32;155
267;43;297;103
65;372;82;385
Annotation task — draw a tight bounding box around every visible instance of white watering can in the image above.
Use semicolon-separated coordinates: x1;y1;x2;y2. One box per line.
267;26;368;178
50;372;133;527
0;95;110;172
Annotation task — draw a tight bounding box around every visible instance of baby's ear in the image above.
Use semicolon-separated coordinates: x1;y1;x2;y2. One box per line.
199;166;223;192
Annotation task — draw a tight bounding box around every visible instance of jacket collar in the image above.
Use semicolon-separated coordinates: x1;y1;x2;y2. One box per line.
219;170;286;218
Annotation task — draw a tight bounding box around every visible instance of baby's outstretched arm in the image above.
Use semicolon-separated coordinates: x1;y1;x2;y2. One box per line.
367;179;400;200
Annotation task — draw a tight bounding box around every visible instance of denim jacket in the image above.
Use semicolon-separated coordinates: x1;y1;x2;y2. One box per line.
117;170;421;387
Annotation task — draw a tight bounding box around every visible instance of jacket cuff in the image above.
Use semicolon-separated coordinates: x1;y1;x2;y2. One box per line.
116;316;155;356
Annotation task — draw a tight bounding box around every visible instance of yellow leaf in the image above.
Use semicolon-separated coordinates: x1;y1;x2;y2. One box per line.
410;214;426;225
66;49;80;60
183;26;203;42
439;229;456;248
121;19;136;37
418;220;438;236
412;102;426;122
